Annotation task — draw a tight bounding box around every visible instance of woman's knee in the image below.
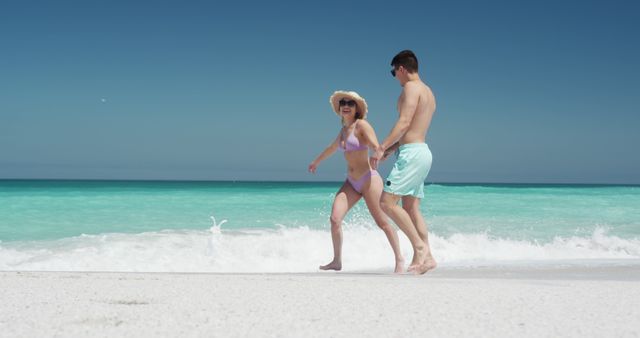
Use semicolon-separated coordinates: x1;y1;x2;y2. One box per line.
379;200;392;214
374;218;393;231
329;215;343;229
380;197;397;214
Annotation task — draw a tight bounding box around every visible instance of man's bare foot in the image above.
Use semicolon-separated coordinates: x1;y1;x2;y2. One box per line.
415;256;437;275
394;258;405;274
407;247;426;272
319;260;342;271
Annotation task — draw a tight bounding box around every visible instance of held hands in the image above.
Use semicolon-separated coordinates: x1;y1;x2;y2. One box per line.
370;146;385;170
381;149;393;162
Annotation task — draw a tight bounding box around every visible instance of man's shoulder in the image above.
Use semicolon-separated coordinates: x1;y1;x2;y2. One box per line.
401;81;422;98
410;79;430;89
404;80;426;92
404;80;419;88
406;80;433;97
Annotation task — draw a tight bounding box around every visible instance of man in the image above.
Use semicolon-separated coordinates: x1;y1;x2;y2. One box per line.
372;50;437;274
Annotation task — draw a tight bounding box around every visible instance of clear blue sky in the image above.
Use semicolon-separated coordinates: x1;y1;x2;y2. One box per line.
1;0;639;183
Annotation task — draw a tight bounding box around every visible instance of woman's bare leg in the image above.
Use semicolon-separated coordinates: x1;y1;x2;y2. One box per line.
361;174;404;273
320;181;361;271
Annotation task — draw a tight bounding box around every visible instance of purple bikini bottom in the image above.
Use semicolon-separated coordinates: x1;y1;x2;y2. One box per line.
347;170;379;194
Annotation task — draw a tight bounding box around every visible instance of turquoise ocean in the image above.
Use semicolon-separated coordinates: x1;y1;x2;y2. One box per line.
1;180;639;272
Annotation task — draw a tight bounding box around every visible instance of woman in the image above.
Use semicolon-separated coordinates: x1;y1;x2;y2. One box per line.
308;91;404;273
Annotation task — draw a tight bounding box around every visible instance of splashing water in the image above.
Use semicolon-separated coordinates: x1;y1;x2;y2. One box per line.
207;215;227;256
1;181;639;272
209;215;228;234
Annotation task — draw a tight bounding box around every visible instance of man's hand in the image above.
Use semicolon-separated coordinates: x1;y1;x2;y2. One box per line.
381;149;393;162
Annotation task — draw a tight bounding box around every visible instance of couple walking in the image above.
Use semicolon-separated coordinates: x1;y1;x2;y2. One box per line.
309;50;437;274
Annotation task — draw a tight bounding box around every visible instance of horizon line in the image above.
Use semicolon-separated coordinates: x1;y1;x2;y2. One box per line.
1;178;638;187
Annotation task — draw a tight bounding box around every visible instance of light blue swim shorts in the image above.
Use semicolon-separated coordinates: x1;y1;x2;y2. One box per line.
383;143;432;198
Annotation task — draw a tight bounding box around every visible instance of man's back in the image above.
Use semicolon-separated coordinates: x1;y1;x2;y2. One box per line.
397;80;436;145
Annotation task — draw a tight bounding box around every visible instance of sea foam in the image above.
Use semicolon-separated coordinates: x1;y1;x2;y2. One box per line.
1;225;639;273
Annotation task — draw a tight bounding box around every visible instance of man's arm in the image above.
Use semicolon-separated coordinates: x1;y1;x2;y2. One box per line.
382;142;400;160
373;83;420;160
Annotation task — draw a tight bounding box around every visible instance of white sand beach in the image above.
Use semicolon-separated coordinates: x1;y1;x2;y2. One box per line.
2;266;640;337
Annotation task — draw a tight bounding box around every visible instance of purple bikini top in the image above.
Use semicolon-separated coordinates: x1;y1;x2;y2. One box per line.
339;123;368;152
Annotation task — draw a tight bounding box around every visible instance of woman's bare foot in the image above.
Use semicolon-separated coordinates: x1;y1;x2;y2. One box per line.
394;258;405;274
319;260;342;271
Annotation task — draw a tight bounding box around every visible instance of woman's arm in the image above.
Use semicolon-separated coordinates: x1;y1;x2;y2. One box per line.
357;120;387;169
360;121;399;162
357;120;380;150
308;133;340;174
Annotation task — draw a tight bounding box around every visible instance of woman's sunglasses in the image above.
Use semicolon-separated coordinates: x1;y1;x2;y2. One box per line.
339;99;357;107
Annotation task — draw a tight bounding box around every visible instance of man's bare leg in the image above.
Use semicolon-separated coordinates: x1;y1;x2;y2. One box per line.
320;182;361;271
402;196;437;273
380;192;427;273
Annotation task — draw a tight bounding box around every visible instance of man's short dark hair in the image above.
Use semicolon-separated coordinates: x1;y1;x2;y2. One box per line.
391;50;419;73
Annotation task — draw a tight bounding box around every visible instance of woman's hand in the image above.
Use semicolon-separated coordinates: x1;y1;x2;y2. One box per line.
370;146;385;169
308;161;319;174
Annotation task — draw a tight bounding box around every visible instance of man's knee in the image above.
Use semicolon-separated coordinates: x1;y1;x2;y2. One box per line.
402;197;421;214
402;203;419;215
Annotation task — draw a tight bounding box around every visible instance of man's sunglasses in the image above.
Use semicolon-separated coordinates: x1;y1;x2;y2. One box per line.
339;99;357;107
390;68;397;77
